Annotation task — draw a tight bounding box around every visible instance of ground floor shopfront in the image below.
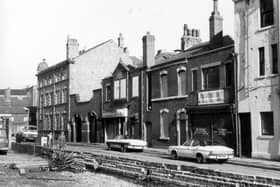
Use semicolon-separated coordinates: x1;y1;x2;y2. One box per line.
103;112;140;141
187;104;237;153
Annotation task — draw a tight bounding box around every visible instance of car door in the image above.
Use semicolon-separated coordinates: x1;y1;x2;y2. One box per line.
186;140;200;158
180;140;194;158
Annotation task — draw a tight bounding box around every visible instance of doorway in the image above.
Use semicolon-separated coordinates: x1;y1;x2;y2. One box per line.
74;115;82;142
239;113;252;157
89;112;97;143
145;122;152;147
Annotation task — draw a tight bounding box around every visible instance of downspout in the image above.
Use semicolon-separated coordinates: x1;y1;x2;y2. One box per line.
67;60;71;141
233;52;240;156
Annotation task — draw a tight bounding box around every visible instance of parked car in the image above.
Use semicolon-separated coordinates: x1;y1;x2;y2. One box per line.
106;135;147;152
168;139;234;163
16;125;38;143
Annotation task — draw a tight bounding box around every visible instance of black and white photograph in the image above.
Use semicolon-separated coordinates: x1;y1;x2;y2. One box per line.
0;0;280;186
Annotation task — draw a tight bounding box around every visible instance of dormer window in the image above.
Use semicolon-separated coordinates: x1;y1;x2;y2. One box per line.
114;78;127;99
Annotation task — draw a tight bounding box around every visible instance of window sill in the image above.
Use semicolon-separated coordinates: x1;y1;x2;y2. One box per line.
256;25;275;33
257;135;274;140
152;95;188;102
255;74;279;81
159;137;170;141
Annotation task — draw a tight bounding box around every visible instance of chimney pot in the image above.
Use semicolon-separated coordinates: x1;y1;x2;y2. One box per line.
66;37;79;59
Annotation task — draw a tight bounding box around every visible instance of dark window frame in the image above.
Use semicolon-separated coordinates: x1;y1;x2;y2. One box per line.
260;0;274;28
260;112;274;136
271;44;278;74
192;70;198;92
259;47;265;76
160;73;168;98
202;66;220;91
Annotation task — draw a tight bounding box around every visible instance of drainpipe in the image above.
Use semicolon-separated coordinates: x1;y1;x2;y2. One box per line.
233;52;240;157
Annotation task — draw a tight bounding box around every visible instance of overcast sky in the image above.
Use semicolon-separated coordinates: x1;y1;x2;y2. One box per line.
0;0;234;88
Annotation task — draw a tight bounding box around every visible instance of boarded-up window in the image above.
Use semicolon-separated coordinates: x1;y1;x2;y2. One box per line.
132;76;139;97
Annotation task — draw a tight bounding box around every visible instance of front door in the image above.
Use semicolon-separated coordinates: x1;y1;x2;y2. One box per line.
146;122;152;147
239;113;252;157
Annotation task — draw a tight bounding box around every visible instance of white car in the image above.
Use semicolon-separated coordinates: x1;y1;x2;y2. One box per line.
168;139;234;163
20;126;38;142
106;136;147;152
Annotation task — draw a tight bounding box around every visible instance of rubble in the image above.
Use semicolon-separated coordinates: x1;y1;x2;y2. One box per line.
49;150;99;173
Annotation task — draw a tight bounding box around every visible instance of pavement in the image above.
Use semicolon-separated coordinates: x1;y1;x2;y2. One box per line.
66;142;280;171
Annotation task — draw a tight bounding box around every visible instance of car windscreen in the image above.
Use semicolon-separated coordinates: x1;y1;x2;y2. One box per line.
28;127;37;130
0;129;7;138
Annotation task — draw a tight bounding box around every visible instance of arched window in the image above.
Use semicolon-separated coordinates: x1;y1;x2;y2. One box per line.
160;109;169;139
177;67;187;96
160;71;168;98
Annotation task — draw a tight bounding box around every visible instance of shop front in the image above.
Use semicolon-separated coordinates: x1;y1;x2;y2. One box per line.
187;104;236;151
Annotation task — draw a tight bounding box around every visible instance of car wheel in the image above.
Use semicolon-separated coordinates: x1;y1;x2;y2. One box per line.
218;159;228;163
171;151;178;160
121;145;126;152
107;143;111;150
196;154;206;163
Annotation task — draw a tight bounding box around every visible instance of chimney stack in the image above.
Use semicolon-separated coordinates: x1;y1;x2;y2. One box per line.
209;0;223;42
66;36;79;60
118;33;124;48
181;24;201;51
142;32;155;68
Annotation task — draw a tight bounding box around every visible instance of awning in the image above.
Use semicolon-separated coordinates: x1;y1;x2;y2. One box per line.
102;108;128;118
186;104;235;114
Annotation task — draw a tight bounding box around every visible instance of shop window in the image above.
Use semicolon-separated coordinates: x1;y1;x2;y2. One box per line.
272;44;278;74
132;76;139;97
192;70;198;91
260;0;274;28
202;66;220;90
160;109;169;139
261;112;274;136
177;69;186;96
160;71;168;98
259;47;265;76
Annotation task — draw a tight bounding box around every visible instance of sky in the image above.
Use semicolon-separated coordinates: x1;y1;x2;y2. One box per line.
0;0;234;88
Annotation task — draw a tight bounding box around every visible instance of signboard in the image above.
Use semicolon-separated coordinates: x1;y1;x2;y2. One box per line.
198;89;224;105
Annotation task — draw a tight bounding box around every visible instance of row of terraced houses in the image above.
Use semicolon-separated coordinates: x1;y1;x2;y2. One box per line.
36;0;280;160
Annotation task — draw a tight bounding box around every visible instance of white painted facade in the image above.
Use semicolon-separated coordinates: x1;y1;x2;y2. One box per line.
70;40;132;102
234;0;280;159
